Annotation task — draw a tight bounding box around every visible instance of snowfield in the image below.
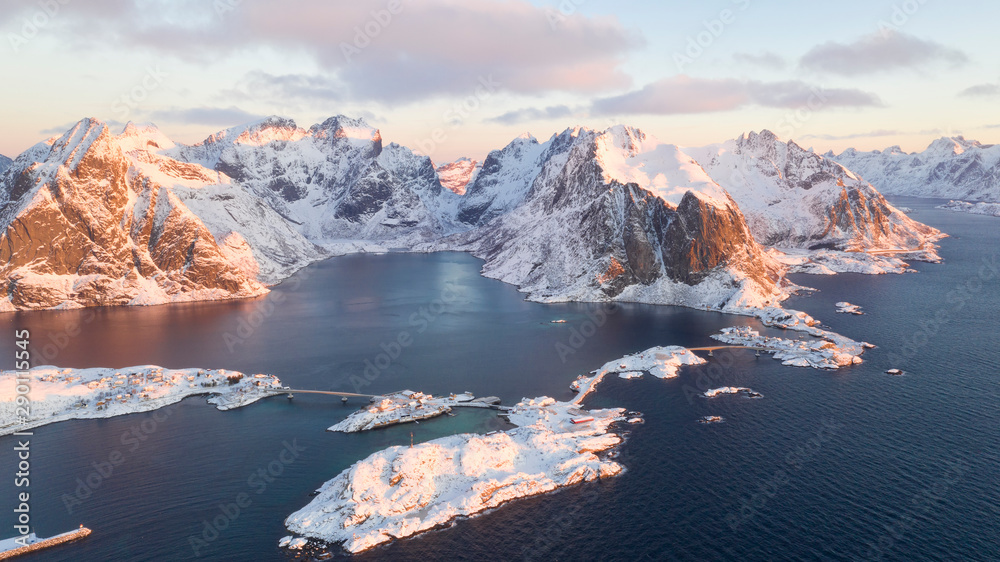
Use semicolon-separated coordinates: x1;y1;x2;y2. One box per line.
0;366;283;436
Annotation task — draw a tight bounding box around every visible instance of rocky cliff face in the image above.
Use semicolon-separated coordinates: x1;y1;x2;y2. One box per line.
444;127;785;309
686;130;941;252
0;154;11;175
0;118;323;311
435;158;479;195
830;137;1000;202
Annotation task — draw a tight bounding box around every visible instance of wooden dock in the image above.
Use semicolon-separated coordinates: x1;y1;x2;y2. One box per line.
0;527;91;560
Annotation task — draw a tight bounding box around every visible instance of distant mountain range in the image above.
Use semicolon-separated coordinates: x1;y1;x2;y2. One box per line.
0;116;946;311
829;137;1000;202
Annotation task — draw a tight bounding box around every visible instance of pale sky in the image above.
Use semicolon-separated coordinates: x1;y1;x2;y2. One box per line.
1;0;997;164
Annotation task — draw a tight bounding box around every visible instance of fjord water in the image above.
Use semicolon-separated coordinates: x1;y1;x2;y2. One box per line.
1;198;997;561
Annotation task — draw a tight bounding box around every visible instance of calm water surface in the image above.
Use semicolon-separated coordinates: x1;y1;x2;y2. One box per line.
1;197;997;561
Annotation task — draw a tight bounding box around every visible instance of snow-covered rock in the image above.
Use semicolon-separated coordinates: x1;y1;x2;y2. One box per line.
435;157;480;195
830;137;1000;202
0;154;11;175
704;386;762;398
836;302;864;315
284;396;624;554
0;365;283;435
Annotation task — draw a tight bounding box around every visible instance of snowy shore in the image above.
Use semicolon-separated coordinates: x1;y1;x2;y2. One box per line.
328;391;496;433
711;325;867;369
284;396;625;554
0;366;283;436
569;346;706;400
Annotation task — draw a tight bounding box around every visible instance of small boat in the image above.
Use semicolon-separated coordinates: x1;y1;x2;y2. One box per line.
886;369;903;376
550;319;567;323
341;396;348;403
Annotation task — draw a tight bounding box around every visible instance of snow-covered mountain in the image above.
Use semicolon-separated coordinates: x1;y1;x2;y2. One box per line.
1;116;945;312
0;154;11;175
0;118;324;310
168;116;465;247
686;130;941;253
441;126;787;309
829;137;1000;202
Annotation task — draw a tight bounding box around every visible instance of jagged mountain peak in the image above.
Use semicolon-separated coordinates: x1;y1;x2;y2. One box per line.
831;135;1000;202
435;158;480;195
117;121;176;153
308;115;379;142
924;135;984;156
197;116;306;148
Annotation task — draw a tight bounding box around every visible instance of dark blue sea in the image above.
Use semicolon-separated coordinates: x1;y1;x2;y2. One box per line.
1;197;997;561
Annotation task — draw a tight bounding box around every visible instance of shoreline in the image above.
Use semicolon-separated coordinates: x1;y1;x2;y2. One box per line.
0;366;283;437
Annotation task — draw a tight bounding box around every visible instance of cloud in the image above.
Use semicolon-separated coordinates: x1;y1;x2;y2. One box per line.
146;106;264;126
591;76;882;116
802;128;966;141
732;52;786;70
227;72;343;104
958;82;1000;98
486;105;577;125
800;130;902;141
4;0;641;103
983;124;1000;129
800;31;967;76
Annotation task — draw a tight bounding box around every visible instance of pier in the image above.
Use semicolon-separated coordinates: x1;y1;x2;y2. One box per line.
0;527;91;560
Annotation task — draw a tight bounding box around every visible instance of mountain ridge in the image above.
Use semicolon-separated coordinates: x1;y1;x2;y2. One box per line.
0;117;944;312
829;136;1000;202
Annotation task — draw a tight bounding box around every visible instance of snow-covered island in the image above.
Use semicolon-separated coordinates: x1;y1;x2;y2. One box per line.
704;387;762;399
711;325;868;369
0;366;283;436
570;346;706;399
280;323;869;553
284;396;625;554
281;345;697;554
937;200;1000;218
836;302;864;315
328;391;498;433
